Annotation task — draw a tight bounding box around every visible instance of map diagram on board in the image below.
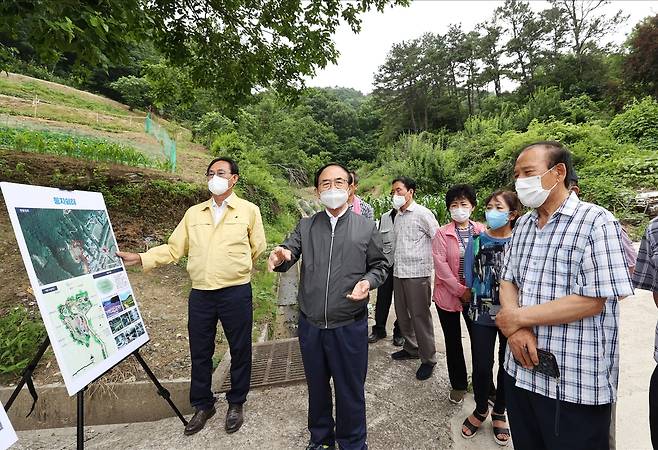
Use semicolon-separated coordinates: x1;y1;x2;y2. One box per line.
15;208;120;286
58;289;108;375
1;182;149;395
42;276;114;378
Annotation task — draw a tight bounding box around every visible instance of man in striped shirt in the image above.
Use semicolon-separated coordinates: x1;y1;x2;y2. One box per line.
390;176;440;381
496;142;634;449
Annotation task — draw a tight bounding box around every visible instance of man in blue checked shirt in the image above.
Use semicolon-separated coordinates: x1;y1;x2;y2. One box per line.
632;217;658;449
495;141;634;450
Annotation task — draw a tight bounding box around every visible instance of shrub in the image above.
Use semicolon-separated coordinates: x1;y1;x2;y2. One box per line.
0;307;46;375
560;94;604;124
109;76;152;111
609;97;658;150
192;112;235;147
210;131;250;161
512;87;564;131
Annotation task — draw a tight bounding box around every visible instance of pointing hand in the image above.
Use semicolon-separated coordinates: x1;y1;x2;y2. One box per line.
268;246;292;272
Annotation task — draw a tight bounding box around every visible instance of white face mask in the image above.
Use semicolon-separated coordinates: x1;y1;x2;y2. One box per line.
450;207;471;223
515;166;558;208
392;195;407;210
320;188;349;210
208;175;230;196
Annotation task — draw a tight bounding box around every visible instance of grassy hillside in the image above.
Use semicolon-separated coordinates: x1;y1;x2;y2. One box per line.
0;73;208;178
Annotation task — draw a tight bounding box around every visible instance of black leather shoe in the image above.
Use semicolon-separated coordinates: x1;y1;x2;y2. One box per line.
416;362;435;380
368;331;385;344
225;403;244;434
391;349;419;360
184;407;216;436
393;335;405;347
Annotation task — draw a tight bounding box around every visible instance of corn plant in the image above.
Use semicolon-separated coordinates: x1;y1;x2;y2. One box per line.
0;126;171;170
363;193;448;224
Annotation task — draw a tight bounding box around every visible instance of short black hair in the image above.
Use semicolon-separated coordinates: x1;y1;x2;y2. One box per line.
445;184;477;209
391;176;417;193
314;163;353;188
485;190;522;227
350;171;359;186
206;157;239;176
520;141;574;188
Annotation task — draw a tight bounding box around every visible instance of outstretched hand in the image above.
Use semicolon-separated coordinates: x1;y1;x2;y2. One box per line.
116;251;142;267
347;279;370;301
268;246;292;272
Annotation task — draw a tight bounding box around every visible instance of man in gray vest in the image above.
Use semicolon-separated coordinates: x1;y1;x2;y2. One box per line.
368;208;403;346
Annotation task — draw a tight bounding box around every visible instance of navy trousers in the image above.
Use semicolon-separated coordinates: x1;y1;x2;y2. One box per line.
298;314;369;450
505;373;611;450
188;283;253;410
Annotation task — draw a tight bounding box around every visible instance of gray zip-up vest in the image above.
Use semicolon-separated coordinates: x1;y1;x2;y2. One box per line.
379;209;396;266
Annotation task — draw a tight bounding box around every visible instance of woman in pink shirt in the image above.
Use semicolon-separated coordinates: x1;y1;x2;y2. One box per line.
432;184;486;405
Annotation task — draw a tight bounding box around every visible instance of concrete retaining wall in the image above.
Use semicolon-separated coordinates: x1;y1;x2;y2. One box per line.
1;379;194;431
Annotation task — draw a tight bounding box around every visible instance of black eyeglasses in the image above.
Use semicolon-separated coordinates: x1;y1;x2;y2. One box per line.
206;171;233;178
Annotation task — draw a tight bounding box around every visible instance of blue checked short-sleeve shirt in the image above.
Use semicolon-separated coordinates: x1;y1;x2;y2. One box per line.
632;217;658;363
502;192;634;405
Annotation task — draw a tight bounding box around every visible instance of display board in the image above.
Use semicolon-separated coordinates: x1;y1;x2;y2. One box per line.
0;400;17;450
1;182;149;395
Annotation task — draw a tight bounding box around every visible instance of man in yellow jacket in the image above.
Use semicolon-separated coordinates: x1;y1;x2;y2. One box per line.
117;157;266;436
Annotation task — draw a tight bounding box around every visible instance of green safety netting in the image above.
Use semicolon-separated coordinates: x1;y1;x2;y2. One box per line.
145;113;176;172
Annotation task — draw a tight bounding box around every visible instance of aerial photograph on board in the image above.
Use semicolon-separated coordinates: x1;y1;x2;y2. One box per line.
15;207;120;286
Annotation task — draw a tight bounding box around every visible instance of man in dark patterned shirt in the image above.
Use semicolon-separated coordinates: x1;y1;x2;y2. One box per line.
632;217;658;449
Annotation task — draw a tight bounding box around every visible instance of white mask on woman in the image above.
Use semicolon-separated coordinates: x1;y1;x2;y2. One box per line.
450;207;471;223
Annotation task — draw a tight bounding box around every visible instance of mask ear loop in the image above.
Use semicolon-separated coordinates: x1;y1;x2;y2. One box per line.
543;165;561;193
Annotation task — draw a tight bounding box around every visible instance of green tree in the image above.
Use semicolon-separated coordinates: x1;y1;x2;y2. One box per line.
476;17;506;97
496;0;544;92
147;0;408;106
1;0;408;106
0;0;149;74
549;0;627;58
109;75;151;110
623;14;658;99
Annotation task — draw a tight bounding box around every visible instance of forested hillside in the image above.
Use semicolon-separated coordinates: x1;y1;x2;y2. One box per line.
1;0;657;378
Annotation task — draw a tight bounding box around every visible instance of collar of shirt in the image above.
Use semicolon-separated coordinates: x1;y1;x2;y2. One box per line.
209;192;235;224
325;204;349;231
400;200;417;214
530;191;578;222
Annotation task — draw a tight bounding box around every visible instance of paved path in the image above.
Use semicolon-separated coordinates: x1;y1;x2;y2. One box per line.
14;290;656;449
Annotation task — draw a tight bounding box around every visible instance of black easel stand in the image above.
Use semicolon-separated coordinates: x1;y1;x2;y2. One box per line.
4;336;50;413
4;338;188;450
132;349;188;426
